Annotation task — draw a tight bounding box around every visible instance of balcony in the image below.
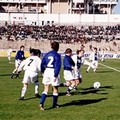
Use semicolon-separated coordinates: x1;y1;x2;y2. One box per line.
93;0;118;4
73;0;84;3
0;0;46;3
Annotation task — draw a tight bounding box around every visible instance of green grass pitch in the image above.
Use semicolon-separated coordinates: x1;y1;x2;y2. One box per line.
0;57;120;120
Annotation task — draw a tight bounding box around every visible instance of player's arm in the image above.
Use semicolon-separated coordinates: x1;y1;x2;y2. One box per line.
54;55;61;78
37;58;42;72
17;60;26;72
41;57;46;73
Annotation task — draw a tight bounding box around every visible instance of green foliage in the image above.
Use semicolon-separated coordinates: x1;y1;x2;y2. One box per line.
0;58;120;120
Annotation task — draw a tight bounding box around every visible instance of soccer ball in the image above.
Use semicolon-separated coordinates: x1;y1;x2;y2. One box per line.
93;82;101;89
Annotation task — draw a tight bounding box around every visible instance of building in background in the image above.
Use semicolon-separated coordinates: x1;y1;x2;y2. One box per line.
0;0;118;14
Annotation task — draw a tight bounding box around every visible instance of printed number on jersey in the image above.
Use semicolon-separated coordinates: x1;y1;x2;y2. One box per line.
28;59;34;66
47;56;54;68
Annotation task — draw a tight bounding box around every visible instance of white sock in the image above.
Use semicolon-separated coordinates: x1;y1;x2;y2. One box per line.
21;87;27;97
87;66;90;71
35;82;39;94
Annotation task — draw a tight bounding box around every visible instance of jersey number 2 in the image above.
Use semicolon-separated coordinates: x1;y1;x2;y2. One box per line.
47;56;54;67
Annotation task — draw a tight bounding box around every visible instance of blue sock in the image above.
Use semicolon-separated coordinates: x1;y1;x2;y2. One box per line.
40;93;47;105
52;94;58;106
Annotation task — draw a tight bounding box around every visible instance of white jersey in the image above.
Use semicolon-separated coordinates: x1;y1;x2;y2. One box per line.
71;54;85;69
89;51;99;62
7;48;12;56
18;56;41;73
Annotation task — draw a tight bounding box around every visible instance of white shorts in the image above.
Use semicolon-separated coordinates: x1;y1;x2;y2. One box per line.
22;70;38;84
15;60;22;68
64;70;74;81
73;70;82;79
42;68;60;86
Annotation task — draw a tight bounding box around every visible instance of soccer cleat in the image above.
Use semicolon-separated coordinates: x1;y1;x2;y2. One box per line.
86;71;88;73
66;93;71;96
74;86;78;91
35;93;40;98
15;73;20;79
39;104;44;111
10;73;15;79
19;97;24;100
52;104;59;108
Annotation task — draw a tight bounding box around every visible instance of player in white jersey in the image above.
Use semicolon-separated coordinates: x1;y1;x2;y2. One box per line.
86;47;99;73
7;46;12;63
72;49;96;90
72;49;85;91
18;49;41;100
100;48;105;62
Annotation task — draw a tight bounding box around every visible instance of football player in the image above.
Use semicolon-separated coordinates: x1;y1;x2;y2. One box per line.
39;41;61;110
63;48;76;96
11;45;25;78
18;48;41;100
71;49;85;91
7;46;12;63
86;47;99;73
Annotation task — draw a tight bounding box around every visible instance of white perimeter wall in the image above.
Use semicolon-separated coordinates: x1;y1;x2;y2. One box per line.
0;13;120;25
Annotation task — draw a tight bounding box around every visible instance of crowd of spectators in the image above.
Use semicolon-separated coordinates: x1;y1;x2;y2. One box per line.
0;24;120;44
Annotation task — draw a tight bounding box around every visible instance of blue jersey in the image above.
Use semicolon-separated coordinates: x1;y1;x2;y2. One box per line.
15;50;25;60
63;55;75;70
41;50;61;78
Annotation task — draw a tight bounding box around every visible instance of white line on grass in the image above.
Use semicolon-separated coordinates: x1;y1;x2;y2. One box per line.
99;63;120;73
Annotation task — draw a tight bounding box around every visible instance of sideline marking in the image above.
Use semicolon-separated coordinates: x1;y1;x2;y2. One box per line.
99;63;120;73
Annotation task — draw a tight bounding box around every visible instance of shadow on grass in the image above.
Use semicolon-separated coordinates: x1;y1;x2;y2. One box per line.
79;86;113;95
81;86;113;90
96;70;114;73
60;98;107;107
0;74;11;77
45;98;107;110
21;96;39;101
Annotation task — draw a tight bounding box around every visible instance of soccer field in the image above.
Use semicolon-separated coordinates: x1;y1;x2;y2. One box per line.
0;57;120;120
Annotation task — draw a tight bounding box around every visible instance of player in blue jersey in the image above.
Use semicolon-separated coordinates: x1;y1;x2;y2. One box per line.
11;45;25;78
39;41;61;110
63;48;76;96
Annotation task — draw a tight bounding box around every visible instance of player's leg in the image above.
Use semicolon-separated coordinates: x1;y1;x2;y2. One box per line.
73;70;82;91
64;70;75;96
11;60;19;78
31;73;40;97
8;55;11;61
19;83;28;100
93;61;98;73
86;65;91;73
34;81;40;97
74;78;82;91
39;84;50;110
66;80;75;96
52;86;59;108
19;72;30;100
